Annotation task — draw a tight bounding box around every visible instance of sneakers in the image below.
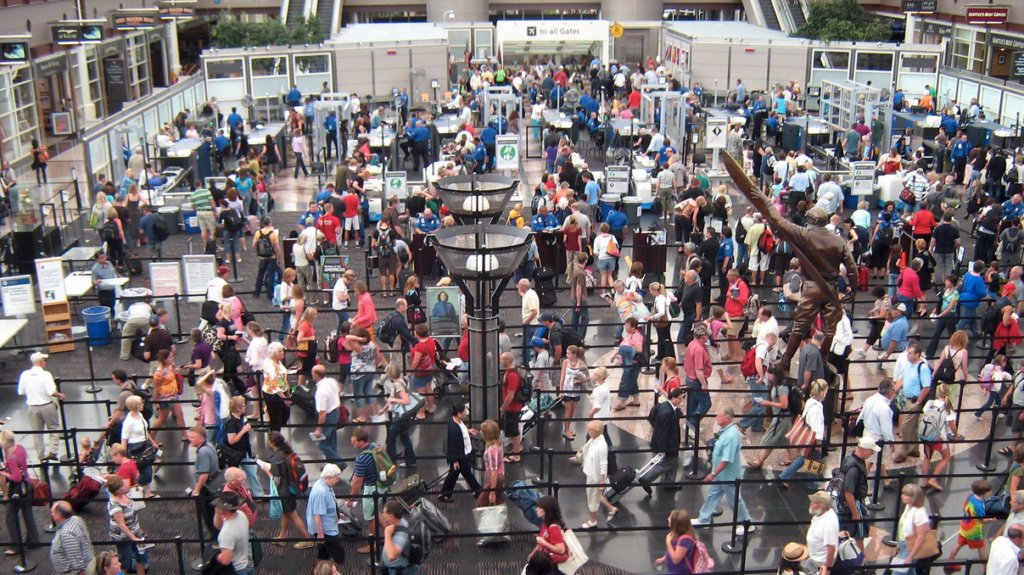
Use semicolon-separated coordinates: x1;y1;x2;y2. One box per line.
294;541;315;550
692;519;711;528
975;413;984;421
735;525;756;535
854;349;866;358
579;521;597;529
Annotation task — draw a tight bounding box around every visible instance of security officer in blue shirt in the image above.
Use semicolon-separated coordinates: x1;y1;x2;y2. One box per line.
226;108;243;133
480;125;497;173
323;111;339;159
489;115;508;134
940;113;959;137
472;137;488;173
551;85;566;109
298;201;321;227
531;206;558;231
410;124;431;171
212;130;231;170
416;209;440;234
286;85;302;107
399;121;415;162
397;88;410;126
604;202;629;274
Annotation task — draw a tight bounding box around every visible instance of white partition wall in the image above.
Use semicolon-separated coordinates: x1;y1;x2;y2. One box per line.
852;52;893;89
204;58;247;125
294;53;331;95
895;53;938;95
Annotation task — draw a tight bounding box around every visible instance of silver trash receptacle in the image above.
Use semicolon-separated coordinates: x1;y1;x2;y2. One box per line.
157;206;180;235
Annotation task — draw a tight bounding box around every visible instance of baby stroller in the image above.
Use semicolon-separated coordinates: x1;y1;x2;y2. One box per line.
431;340;464;400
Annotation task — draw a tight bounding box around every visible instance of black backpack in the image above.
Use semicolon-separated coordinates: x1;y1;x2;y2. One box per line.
222;209;243;233
1005;229;1022;254
786;383;804;415
934;348;961;384
129;383;155;421
377;229;395;258
554;325;586;350
255;230;275;258
101;220;119;243
152;217;171;241
875;223;893;245
374;312;401;347
512;368;533;403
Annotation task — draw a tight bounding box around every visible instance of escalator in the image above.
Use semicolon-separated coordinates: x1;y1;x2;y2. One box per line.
285;0;306;26
788;1;806;29
758;0;781;30
315;0;335;38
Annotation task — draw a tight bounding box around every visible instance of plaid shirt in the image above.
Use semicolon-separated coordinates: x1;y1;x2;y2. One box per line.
50;516;93;574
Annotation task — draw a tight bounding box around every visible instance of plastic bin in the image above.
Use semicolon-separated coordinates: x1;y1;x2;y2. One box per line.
120;287;152;311
182;203;201;235
81;306;112;346
600;194;621;221
622;196;642;227
157;206;180;236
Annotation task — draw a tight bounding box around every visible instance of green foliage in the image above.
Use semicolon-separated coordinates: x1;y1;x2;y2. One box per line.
792;0;891;42
211;11;325;49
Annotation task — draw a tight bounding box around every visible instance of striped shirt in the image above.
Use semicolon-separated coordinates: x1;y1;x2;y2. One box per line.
190;188;214;211
483;444;505;477
50;516;94;574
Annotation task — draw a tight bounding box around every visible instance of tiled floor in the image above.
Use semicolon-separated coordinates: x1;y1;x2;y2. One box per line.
0;116;1009;575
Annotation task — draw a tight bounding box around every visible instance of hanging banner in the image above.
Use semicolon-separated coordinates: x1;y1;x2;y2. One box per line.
149;261;182;298
495;135;519;170
851;161;876;196
426;286;462;337
1;276;35;316
319;255;350;302
35;257;67;304
182;255;216;303
384;171;407;199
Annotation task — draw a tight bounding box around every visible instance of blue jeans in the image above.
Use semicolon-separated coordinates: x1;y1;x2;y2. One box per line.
241;457;265;497
237;566;256;575
223;229;243;258
522;324;536;366
956;305;979;335
736;243;749;267
351;374;375;407
278;310;290;342
887;273;900;299
316;409;343;466
686;377;712;431
698;481;751;523
737;378;768;431
618;362;640;399
387;418;416;465
571;301;590;339
676;312;696;344
128;441;154;486
514;261;536;284
255;257;279;300
116;541;149;573
336;310;350;333
976;389;1001;418
386;566;419;575
778;455;820;491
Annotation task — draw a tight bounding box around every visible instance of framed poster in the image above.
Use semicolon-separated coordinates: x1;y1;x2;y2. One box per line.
426;286;462;337
52;112;73;135
35;257;67;304
0;275;35;316
149;261;182;298
182;255;216;303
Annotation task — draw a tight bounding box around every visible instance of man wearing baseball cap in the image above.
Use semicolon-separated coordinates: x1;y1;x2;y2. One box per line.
839;436;881;547
18;352;65;461
539;312;564;365
206;266;230;302
806;490;840;574
212;492;254;575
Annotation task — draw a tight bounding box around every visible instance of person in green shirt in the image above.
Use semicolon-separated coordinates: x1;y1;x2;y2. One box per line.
842;124;862;159
190;182;216;245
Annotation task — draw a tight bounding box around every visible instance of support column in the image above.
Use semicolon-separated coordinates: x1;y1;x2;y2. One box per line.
426;0;489;24
74;45;96;123
601;0;664;23
167;22;181;79
904;14;917;45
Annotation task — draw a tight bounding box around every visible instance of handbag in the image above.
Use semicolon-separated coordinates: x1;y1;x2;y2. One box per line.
30;479;50;506
394;391;426;421
906;528;941;560
128;442;157;466
785;415;817;448
472;505;511;545
187;369;197;387
560;529;590;575
407;306;426;325
574;438;593;465
268;479;282;520
216;443;246;468
249;530;264;567
800;449;826;476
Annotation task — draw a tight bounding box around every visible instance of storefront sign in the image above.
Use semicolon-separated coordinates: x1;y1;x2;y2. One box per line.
101;42;122;58
182;255;216;303
0;276;35;316
965;6;1008;24
149;262;182;298
921;21;952;36
33;56;68;78
80;24;104;44
991;34;1024;51
158;2;196;19
103;57;129;103
112;11;159;30
35;258;66;304
1011;51;1024;81
51;26;82;45
0;42;28;65
901;0;937;13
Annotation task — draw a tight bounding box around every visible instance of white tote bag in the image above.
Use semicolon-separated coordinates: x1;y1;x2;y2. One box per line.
472;504;510;545
560;529;589;575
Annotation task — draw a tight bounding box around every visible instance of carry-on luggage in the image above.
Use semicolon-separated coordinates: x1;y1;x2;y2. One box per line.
534;266;557;306
390;474;428;507
127;253;144;276
289;385;317;419
473;505;511;546
406;497;451;542
858;266;869;292
336;504;364;538
63;475;103;513
602;454;664;504
506;480;542;527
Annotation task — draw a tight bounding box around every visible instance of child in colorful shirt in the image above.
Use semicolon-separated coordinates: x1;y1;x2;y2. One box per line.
944;479;994;572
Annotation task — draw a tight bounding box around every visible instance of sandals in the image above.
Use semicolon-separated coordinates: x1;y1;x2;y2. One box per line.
779;460;795;467
504;454;522;463
747;460;763;469
1000;447;1013;455
562;433;575;441
4;550;17;556
579;521;597;529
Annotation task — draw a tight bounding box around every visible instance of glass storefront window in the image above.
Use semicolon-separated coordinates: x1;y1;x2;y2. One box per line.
812;50;849;70
855;52;893;71
294;54;330;94
207;59;243;79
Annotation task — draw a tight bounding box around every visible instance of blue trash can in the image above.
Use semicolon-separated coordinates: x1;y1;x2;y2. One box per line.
182;203;201;235
81;306;112;346
600;194;621;221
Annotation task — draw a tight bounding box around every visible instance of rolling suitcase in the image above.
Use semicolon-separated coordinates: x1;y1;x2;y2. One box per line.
535;265;557;306
602;454;663;504
390;474;428;507
858;266;869;291
289;385;317;419
336;504;364;538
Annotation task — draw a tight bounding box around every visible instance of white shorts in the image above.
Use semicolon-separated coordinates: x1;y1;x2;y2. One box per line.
586;484;603;513
344;216;360;231
750;249;771;272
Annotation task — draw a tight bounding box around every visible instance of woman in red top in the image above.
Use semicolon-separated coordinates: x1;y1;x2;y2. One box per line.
352;281;378;339
534;496;568;574
908;203;937;245
658;357;682;397
0;430;40;553
563;216;584;282
896;258;927;316
409;324;437;417
294;306;318;388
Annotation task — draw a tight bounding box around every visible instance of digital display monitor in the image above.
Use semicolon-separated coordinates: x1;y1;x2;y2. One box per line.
0;42;27;64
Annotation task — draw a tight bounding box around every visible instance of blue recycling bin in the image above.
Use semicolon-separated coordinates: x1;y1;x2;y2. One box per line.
81;306;112;346
600;194;621;221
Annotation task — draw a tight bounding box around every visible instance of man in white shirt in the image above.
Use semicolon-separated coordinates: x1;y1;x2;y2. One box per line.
647;128;666;157
753;307;781;363
206;266;230;302
856;379;897;479
311;365;344;469
987;525;1024;575
332;270;354;332
18;352;66;461
806;491;840;575
518;279;540;366
562;203;592;239
577;420;617;529
818;175;845;215
294;217;320;292
120;301;155;361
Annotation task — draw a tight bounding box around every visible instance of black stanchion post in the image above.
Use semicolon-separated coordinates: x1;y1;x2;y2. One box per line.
229;238;241;284
69;428;83;480
721;478;744;553
551;480;560;500
174;294;187;344
865;440;886;511
954;377;968;430
685;414;702;479
883;473;907;547
191;496;208;571
55;379;74;463
84;344;100;393
531;386;546;485
641;322;655;375
977;405;1000;472
175;535;186;575
545;448;555;489
10;492;34;573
